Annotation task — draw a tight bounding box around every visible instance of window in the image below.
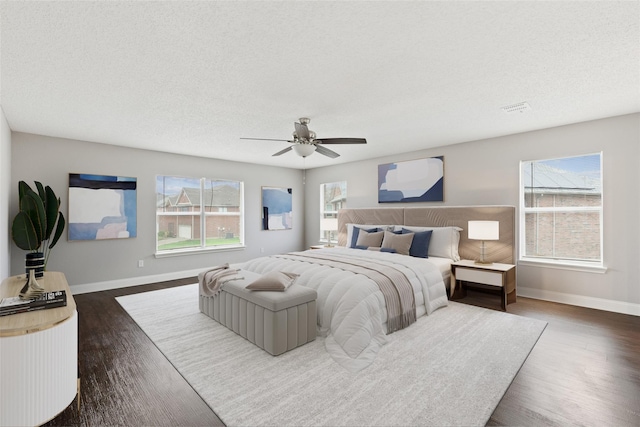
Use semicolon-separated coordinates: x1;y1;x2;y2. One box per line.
320;181;346;243
156;176;244;254
520;153;602;268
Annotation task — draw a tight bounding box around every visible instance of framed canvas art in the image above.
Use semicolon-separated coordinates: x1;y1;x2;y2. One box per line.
261;187;292;230
68;173;137;240
378;156;444;203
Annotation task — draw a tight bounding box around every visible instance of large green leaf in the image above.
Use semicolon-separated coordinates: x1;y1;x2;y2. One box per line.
18;181;32;201
44;186;59;239
35;181;46;201
49;212;65;249
20;189;46;246
11;211;39;250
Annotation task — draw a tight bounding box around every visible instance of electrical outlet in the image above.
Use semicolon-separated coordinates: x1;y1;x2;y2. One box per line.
138;260;144;268
260;247;264;253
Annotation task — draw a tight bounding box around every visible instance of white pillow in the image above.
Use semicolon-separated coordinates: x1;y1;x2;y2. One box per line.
345;223;392;248
395;225;462;261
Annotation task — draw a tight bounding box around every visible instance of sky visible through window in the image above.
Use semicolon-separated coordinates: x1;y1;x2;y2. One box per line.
537;154;601;180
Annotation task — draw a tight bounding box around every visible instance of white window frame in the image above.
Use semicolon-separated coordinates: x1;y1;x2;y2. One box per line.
319;181;346;243
155;176;245;257
518;153;605;273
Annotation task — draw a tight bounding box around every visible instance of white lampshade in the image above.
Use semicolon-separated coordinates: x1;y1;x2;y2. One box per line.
293;144;316;157
321;217;338;231
468;221;499;241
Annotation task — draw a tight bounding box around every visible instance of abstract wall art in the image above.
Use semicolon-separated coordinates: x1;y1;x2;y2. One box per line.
261;187;292;230
378;156;444;203
68;173;137;240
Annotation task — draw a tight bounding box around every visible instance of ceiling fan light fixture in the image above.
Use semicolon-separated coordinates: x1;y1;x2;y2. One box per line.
293;144;316;157
241;117;366;159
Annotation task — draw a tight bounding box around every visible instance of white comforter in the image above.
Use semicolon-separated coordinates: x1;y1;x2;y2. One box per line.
239;248;449;371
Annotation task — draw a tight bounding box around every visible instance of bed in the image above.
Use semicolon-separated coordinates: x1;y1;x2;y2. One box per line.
224;206;515;371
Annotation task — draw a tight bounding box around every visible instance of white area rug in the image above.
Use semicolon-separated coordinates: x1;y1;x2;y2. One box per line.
117;284;546;426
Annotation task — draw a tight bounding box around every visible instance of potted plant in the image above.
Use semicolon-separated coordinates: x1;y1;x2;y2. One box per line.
11;181;66;278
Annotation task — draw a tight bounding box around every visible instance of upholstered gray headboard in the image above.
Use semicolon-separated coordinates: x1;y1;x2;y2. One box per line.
337;206;515;264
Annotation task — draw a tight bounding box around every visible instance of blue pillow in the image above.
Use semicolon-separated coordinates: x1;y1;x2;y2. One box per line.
350;227;379;248
397;228;433;258
354;245;396;253
379;247;397;253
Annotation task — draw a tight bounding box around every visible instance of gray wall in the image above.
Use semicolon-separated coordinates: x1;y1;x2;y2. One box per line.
0;107;10;280
305;114;640;310
10;132;304;289
6;114;639;313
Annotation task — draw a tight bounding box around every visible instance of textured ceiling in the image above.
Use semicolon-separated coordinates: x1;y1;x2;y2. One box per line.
1;1;639;170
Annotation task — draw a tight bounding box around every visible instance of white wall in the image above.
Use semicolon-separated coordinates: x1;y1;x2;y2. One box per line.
305;114;640;314
0;107;11;280
10;132;304;291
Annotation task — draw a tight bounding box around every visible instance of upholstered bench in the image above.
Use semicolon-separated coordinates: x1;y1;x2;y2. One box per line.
199;270;317;356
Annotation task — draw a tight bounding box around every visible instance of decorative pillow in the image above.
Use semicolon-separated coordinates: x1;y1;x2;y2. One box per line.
355;229;385;248
348;226;378;248
245;271;299;292
395;226;462;261
381;230;414;256
346;224;390;248
397;228;433;258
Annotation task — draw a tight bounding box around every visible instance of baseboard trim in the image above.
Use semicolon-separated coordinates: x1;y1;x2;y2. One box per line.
518;286;640;317
71;268;204;295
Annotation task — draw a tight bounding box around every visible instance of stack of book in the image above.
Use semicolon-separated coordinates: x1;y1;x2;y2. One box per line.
0;290;67;317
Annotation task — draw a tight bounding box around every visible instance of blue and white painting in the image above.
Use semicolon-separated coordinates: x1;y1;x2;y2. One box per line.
262;187;292;230
378;156;444;203
68;173;137;240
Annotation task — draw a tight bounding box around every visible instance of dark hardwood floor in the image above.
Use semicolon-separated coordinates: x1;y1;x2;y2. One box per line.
43;277;224;427
485;291;640;426
45;280;639;426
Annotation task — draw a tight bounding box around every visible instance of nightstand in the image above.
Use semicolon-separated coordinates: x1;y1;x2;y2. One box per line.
450;260;516;311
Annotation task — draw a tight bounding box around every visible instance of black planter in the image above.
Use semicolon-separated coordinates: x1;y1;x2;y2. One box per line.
25;252;45;279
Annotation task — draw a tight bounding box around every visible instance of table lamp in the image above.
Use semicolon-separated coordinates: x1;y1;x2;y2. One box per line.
468;221;499;264
321;217;339;247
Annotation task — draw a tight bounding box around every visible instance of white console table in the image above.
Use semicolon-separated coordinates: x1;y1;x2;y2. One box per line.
0;271;78;426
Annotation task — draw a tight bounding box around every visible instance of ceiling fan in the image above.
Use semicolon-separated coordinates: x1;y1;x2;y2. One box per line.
240;117;367;158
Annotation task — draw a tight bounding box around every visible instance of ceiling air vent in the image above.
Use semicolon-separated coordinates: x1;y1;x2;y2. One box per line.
501;101;531;114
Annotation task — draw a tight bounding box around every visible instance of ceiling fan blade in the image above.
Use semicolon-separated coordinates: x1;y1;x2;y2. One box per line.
314;144;340;158
240;137;294;142
294;122;310;140
272;146;293;156
315;138;367;145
